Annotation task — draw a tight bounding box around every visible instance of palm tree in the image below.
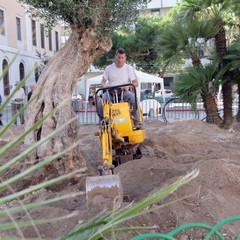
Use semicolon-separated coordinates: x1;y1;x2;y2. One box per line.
155;4;221;65
175;62;222;126
155;15;222;124
178;0;240;128
224;38;240;121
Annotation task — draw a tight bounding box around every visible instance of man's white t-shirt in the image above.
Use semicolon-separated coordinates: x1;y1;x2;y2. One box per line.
11;87;26;103
103;63;137;87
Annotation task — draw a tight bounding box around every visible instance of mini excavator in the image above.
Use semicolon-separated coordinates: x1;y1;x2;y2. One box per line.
86;83;145;209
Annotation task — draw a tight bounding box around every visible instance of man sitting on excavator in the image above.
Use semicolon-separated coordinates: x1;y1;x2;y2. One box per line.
98;48;144;130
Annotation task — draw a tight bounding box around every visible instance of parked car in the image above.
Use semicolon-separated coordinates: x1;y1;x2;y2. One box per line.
155;89;174;97
141;88;175;103
140;89;154;101
154;89;174;103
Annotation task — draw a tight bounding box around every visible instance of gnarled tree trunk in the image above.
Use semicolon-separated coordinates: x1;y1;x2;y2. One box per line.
24;27;111;174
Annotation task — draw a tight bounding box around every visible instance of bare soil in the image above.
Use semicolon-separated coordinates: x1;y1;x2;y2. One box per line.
0;119;240;239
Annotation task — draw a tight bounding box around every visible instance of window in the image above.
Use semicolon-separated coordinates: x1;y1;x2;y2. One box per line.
16;17;22;41
40;24;45;48
151;9;160;16
0;9;5;35
19;62;26;94
19;62;25;81
207;39;215;47
55;31;59;51
199;49;204;58
32;19;37;46
48;30;52;51
2;59;10;96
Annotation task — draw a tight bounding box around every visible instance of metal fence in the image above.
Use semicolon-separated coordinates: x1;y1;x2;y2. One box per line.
162;97;238;123
73;98;239;124
1;98;239;126
1;104;16;125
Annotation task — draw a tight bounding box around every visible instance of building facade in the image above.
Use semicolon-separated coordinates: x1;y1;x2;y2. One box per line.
0;0;62;100
140;0;181;17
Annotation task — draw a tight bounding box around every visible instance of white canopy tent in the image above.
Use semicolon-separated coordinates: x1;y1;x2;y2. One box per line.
84;70;165;118
85;70;164;102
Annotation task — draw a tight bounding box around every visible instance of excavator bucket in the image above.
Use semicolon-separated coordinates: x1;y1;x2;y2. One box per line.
86;174;123;209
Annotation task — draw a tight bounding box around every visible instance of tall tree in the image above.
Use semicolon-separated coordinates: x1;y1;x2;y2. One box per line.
19;0;147;173
224;38;240;122
155;15;222;124
94;16;163;70
178;0;240;128
175;62;222;126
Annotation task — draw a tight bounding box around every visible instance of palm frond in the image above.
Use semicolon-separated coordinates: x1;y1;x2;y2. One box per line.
174;61;222;104
63;170;199;240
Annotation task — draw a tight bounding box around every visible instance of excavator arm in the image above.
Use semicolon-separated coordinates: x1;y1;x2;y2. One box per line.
98;101;114;175
86;84;145;209
86;101;123;209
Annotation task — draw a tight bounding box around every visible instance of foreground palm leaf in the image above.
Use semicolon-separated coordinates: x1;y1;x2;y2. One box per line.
63;170;199;240
0;68;85;238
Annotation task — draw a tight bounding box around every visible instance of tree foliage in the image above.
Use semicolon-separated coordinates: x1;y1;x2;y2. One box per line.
94;16;163;70
18;0;148;35
154;15;220;74
177;0;240;127
175;61;221;102
154;0;240;127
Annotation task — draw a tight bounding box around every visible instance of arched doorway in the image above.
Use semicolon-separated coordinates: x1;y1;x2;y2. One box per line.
19;62;25;81
19;62;26;94
2;59;10;96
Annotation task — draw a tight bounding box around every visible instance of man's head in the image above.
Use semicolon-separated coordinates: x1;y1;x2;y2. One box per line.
115;48;127;68
29;84;36;91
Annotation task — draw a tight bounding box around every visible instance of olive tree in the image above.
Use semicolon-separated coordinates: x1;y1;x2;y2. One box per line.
20;0;147;173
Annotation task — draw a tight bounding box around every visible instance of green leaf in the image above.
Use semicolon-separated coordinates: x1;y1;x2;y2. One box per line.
63;170;199;240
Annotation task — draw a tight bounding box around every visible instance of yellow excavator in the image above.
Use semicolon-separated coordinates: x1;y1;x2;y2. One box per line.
86;83;145;209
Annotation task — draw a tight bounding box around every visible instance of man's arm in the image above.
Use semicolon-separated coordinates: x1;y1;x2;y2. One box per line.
127;65;138;87
132;79;138;87
101;77;108;87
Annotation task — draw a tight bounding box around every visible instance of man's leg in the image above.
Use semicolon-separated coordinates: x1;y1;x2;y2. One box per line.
96;91;112;123
19;104;24;125
95;92;112;136
97;92;108;122
96;96;104;120
123;90;144;129
11;103;18;125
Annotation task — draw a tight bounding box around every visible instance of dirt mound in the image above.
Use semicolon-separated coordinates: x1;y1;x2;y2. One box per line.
1;120;240;239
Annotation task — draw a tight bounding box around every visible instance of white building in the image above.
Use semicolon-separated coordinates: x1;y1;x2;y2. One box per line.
0;0;62;100
140;0;181;17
